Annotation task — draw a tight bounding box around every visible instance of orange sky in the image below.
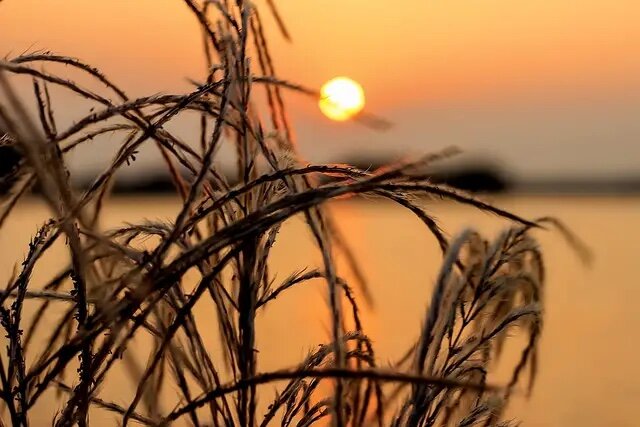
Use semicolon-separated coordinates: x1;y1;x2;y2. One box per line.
2;0;640;178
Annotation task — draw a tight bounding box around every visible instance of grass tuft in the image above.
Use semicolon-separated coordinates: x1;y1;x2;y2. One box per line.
0;1;584;425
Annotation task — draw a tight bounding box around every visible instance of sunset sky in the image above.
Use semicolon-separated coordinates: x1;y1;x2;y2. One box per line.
2;0;639;180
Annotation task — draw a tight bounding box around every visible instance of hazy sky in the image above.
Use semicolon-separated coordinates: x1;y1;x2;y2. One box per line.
2;0;639;179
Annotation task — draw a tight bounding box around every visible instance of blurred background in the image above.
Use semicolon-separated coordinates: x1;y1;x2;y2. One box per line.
1;1;639;426
3;0;640;190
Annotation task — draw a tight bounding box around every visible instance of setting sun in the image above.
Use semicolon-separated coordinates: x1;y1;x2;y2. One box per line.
319;77;365;121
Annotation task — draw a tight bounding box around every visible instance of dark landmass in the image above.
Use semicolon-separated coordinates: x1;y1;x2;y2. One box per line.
98;162;513;195
337;156;512;193
82;165;640;196
2;150;639;196
111;175;180;194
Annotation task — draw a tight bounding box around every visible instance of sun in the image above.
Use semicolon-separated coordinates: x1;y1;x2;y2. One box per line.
319;77;365;121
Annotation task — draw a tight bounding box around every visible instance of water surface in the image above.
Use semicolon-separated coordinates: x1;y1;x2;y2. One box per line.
1;196;638;426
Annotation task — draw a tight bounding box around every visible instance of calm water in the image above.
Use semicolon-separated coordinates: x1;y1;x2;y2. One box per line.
1;196;638;426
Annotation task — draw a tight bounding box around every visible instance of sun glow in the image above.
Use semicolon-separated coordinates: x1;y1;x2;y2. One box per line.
319;77;365;121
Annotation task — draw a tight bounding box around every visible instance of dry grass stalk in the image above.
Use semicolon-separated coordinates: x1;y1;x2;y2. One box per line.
0;1;588;426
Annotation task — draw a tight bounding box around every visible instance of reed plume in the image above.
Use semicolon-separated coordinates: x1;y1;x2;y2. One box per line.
0;1;588;425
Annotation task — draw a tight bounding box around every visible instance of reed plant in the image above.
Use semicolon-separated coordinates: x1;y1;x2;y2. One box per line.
0;1;588;426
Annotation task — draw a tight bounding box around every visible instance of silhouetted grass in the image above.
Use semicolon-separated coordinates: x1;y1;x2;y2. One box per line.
0;1;589;426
